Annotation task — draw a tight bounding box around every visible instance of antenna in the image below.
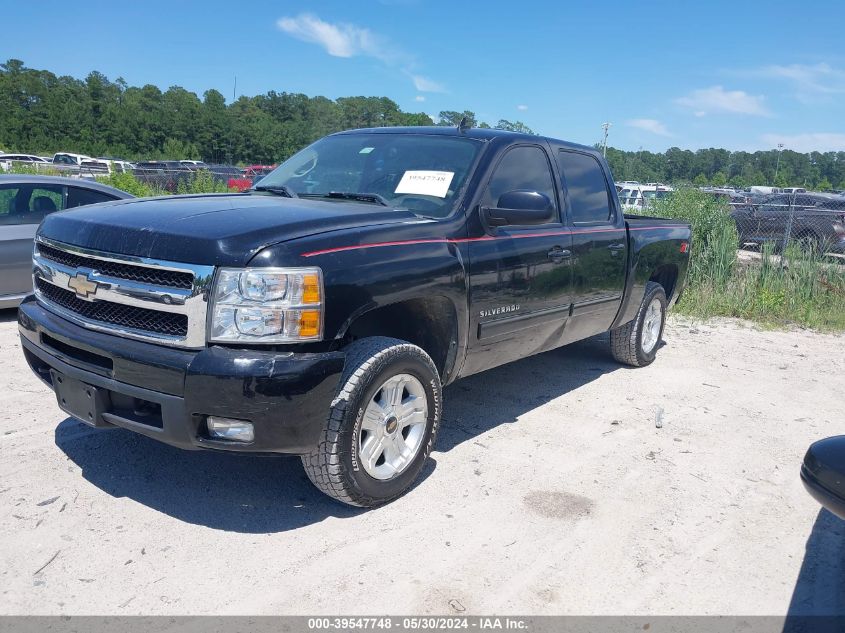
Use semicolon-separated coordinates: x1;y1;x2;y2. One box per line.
458;116;471;134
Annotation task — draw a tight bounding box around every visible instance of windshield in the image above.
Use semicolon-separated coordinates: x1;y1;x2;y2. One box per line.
257;133;483;217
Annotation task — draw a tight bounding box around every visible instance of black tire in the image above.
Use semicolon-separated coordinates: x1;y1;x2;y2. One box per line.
301;337;442;507
610;281;667;367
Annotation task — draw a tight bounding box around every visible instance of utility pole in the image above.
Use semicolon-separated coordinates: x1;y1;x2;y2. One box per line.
233;75;237;103
601;122;612;158
774;143;784;184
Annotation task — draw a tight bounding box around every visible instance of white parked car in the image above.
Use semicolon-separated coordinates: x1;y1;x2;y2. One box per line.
97;158;136;173
618;183;674;210
51;152;94;167
0;153;51;172
743;186;783;195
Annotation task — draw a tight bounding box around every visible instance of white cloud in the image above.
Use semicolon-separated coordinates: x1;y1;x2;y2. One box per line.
277;14;387;60
626;118;671;136
676;85;770;116
408;73;445;93
760;132;845;153
277;13;444;92
414;95;425;102
517;104;528;111
758;63;845;95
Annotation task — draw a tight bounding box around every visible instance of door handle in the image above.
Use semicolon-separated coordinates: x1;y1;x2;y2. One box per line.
608;243;625;256
547;246;571;263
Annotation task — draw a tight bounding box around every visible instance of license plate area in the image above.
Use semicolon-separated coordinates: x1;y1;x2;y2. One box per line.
49;370;111;427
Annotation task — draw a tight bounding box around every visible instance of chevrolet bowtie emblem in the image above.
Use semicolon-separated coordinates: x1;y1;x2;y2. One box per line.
68;272;98;299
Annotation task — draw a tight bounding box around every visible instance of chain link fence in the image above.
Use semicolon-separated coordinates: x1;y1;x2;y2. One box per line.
727;192;845;256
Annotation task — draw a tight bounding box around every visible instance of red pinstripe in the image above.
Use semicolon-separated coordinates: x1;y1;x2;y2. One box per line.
300;225;684;258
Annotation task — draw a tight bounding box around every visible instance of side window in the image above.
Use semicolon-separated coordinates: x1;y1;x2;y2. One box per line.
483;145;557;218
29;186;63;211
0;185;64;225
27;185;65;223
557;151;613;224
66;187;116;208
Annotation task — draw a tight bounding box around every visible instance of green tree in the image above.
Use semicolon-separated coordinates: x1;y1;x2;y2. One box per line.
6;59;845;181
437;110;476;127
494;120;535;134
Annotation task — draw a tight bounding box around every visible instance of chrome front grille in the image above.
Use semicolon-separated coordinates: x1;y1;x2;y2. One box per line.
32;237;215;348
36;243;195;289
35;279;189;337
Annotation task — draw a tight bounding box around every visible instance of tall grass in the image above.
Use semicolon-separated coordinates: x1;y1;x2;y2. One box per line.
99;171;234;196
637;188;845;330
96;171;166;197
7;163;60;175
174;169;231;194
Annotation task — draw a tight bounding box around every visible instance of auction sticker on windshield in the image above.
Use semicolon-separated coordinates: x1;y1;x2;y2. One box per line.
395;170;454;198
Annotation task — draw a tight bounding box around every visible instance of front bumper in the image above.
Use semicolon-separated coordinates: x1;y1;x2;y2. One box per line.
801;465;845;520
18;296;344;454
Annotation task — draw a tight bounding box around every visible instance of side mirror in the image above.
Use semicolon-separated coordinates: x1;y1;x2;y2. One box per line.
802;435;845;520
482;190;554;227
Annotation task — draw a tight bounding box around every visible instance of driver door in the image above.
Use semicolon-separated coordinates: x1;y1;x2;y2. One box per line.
462;144;574;376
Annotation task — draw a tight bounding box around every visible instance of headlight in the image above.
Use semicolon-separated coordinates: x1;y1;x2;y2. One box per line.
209;267;323;343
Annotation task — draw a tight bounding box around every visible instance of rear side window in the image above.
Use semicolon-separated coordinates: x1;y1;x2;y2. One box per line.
66;187;116;208
484;145;557;216
557;151;612;224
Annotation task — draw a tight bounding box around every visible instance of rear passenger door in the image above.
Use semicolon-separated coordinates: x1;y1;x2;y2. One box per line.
757;194;788;240
556;149;628;342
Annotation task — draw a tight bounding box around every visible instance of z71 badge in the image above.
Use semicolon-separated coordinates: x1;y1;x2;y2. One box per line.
479;304;520;319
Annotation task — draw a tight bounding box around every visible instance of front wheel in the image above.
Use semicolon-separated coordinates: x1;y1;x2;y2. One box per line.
302;337;442;507
610;281;667;367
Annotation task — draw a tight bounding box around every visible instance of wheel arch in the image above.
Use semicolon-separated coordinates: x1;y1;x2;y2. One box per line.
648;264;679;301
340;295;461;384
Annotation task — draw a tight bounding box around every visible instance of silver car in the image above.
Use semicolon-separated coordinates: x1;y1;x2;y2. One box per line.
0;175;133;308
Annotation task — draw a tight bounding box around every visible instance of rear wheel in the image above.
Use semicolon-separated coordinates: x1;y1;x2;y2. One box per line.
610;281;667;367
302;337;441;507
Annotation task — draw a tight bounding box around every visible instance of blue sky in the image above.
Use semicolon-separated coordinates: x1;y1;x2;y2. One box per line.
3;0;845;152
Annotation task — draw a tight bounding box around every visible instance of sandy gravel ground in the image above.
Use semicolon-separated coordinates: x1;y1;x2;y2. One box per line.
1;309;843;616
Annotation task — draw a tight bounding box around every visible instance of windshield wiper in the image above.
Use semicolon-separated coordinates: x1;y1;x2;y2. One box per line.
250;185;299;198
302;191;389;207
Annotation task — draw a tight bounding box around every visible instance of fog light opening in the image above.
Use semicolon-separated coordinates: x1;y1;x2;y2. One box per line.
206;416;255;443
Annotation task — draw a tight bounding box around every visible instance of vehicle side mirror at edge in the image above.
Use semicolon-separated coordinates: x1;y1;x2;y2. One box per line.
802;435;845;520
481;190;554;227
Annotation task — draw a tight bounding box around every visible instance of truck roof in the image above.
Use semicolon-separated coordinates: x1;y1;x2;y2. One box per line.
333;126;599;156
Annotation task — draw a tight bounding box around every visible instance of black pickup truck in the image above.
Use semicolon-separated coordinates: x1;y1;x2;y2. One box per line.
19;126;691;506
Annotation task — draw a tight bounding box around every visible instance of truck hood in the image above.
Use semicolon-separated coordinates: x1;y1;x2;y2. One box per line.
38;193;422;266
